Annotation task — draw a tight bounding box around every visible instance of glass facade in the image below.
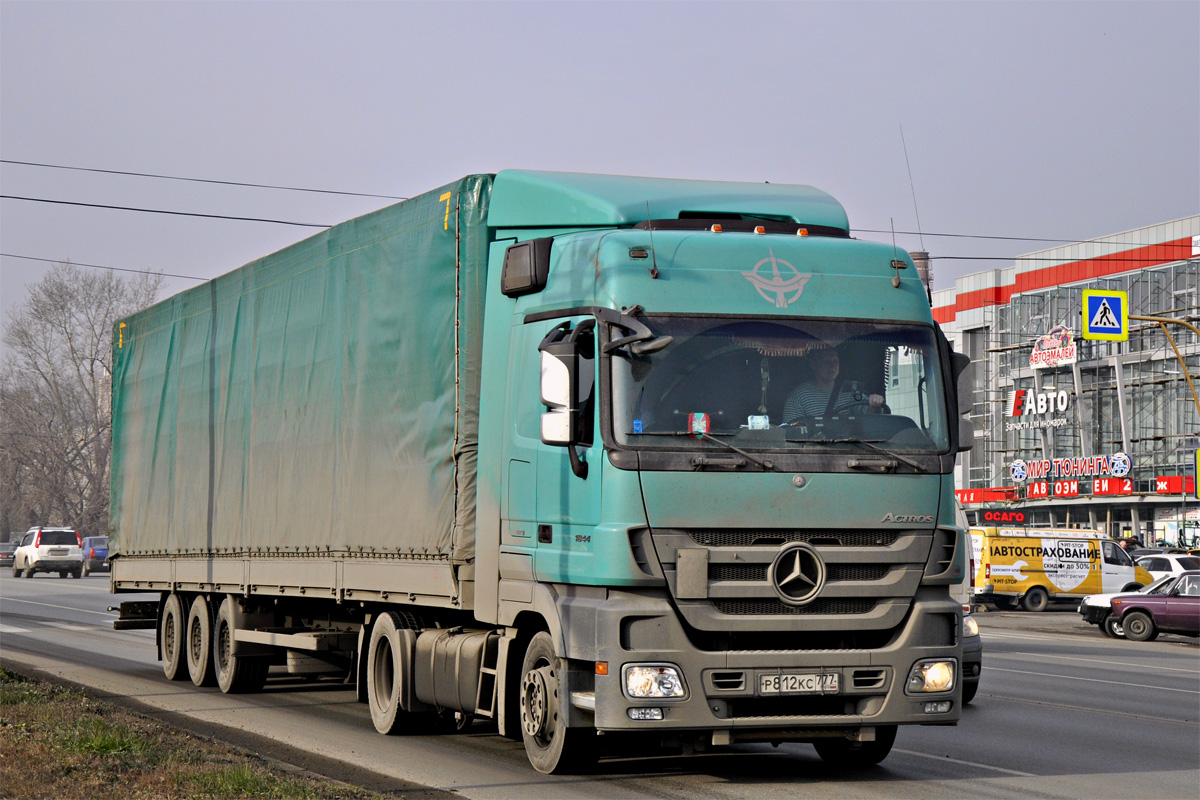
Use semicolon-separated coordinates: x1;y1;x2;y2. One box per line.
937;222;1199;546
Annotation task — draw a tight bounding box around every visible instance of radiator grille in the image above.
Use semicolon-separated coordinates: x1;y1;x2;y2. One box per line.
713;598;876;616
709;563;890;583
688;529;900;548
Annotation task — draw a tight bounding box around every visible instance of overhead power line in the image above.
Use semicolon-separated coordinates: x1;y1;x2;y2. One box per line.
854;227;1196;248
0;195;331;228
1;253;208;281
0;159;408;200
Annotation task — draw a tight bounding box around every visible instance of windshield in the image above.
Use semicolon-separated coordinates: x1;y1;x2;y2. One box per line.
611;316;949;453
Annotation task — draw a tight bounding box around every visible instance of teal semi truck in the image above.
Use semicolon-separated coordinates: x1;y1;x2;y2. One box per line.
110;171;973;774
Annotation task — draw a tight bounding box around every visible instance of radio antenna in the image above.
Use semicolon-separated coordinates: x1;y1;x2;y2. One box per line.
900;124;925;251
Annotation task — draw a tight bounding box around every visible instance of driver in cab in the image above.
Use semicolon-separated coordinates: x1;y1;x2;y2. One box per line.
782;347;883;424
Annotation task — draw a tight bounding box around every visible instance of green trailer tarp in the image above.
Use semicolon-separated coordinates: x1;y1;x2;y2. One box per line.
110;175;492;565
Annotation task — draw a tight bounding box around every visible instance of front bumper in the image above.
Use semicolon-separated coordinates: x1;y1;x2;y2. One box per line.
562;586;962;738
1079;604;1108;625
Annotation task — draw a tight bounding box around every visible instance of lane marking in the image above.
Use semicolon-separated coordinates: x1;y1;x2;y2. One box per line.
985;665;1200;694
893;748;1034;777
990;650;1200;675
0;597;117;617
0;624;32;634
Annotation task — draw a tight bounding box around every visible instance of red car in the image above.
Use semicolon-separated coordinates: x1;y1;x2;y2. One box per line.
1109;571;1200;641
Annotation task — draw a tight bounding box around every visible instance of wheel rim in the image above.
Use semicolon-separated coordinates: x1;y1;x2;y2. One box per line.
164;615;176;662
1127;617;1147;637
190;617;204;663
217;622;231;670
521;665;552;744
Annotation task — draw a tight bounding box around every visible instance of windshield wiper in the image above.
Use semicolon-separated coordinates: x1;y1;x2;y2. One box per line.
627;430;775;471
787;437;926;472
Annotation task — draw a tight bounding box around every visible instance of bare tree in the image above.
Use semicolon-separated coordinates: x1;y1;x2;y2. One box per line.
0;262;163;536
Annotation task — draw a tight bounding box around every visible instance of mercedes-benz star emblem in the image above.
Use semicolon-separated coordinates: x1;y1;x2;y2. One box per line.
770;542;826;606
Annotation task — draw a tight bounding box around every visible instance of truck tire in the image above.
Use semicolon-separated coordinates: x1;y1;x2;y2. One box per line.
518;631;597;774
813;725;897;768
160;594;189;681
186;595;217;687
1022;587;1049;612
1122;611;1158;642
962;681;978;705
367;612;433;735
213;595;268;694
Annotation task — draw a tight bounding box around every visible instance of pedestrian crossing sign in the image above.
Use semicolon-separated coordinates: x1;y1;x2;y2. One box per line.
1082;289;1128;341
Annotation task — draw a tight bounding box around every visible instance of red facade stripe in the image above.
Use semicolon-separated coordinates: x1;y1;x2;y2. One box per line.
936;237;1192;324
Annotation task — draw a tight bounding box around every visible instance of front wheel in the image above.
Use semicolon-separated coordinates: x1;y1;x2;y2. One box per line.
1122;611;1158;642
813;725;897;768
1102;614;1124;638
962;681;979;705
519;631;597;774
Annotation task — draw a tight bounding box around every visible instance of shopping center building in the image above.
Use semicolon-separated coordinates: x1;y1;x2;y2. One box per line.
931;215;1200;546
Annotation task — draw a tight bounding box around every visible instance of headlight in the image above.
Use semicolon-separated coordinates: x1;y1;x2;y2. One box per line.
963;615;979;637
623;664;686;699
907;660;955;693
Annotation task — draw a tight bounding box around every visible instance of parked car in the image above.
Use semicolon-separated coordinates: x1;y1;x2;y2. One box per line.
81;536;109;577
1080;574;1181;637
1109;571;1200;641
961;613;981;704
1135;553;1200;582
0;542;17;569
12;527;82;578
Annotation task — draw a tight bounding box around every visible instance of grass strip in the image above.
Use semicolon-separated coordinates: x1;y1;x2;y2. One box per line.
0;666;386;799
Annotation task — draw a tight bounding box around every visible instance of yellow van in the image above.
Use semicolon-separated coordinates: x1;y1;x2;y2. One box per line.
970;528;1154;612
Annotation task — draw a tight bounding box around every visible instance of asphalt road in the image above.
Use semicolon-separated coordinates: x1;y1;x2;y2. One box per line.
2;573;1197;799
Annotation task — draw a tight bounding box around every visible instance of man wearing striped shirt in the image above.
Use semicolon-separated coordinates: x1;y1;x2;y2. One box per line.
782;347;883;424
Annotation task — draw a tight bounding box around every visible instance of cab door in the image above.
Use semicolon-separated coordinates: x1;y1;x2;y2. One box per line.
1100;540;1133;592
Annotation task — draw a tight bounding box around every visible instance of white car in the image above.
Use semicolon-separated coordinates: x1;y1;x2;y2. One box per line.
1135;553;1200;582
12;527;83;579
1079;574;1183;637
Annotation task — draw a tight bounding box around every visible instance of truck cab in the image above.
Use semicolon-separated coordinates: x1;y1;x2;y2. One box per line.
473;171;972;770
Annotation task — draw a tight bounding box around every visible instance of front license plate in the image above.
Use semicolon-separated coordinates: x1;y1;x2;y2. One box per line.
759;672;839;695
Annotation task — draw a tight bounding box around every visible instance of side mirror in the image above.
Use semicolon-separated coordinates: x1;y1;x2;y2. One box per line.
538;320;595;478
951;350;975;453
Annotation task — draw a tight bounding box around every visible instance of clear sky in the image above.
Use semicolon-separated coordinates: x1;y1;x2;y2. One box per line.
2;1;1197;349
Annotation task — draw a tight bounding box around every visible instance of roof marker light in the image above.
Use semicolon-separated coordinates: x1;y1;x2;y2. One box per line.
753;225;766;235
797;228;809;237
710;224;723;233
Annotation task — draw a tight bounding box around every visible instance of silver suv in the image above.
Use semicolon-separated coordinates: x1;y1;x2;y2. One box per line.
13;527;83;578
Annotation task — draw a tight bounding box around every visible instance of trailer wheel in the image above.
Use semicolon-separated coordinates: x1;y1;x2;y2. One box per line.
518;631;596;774
367;612;432;735
160;594;188;681
813;725;897;769
213;596;268;694
186;595;217;687
1021;587;1049;612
